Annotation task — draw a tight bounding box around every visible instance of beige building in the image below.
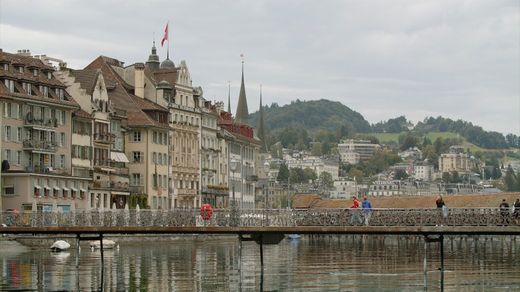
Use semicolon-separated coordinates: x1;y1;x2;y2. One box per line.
439;145;476;174
117;44;202;208
57;66;131;210
338;139;381;164
0;50;89;212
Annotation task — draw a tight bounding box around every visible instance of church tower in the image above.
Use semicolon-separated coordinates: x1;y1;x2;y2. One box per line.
257;85;268;152
145;40;160;71
235;57;249;124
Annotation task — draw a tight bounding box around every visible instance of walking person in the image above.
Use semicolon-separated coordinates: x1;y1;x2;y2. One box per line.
499;199;510;225
350;196;362;225
361;195;373;226
513;199;520;225
435;195;448;225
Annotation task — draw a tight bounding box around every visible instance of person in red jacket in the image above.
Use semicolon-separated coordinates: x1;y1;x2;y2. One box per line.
350;196;362;225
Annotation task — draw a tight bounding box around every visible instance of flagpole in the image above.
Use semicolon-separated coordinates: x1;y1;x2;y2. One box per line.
167;21;170;60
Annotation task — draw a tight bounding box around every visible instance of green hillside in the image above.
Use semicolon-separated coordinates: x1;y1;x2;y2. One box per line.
248;99;371;133
372;131;485;152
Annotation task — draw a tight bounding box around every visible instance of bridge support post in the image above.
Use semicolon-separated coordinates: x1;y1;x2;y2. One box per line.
423;238;427;290
440;234;444;292
100;234;104;264
259;234;264;268
76;234;80;268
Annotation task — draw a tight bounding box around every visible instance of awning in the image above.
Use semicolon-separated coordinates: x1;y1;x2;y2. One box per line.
44;186;51;191
110;152;130;163
62;187;70;191
80;188;87;192
70;187;78;192
111;191;130;196
100;168;115;173
34;185;41;189
53;187;61;191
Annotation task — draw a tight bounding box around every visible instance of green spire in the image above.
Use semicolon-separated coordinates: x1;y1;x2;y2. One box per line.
235;56;249;124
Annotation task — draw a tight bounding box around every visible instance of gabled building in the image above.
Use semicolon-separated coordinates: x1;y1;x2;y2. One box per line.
78;56;170;209
0;49;90;212
116;43;202;208
56;65;130;209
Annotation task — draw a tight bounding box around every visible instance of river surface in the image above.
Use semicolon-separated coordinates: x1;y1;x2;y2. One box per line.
1;235;519;291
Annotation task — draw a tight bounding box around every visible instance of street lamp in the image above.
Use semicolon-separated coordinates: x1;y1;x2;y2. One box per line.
230;158;239;226
263;161;270;226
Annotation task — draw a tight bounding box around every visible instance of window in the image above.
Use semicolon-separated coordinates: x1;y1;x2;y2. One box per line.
16;151;21;165
33;69;38;77
131;173;142;186
61;111;66;125
4;186;15;196
5;149;11;163
152;152;157;163
23;82;32;95
153;131;157;143
132;151;143;163
17;127;22;142
18;66;23;73
2;64;8;71
60;155;65;168
55;88;64;99
60;133;65;146
132;131;141;142
4;125;11;141
47;72;52;80
4;102;10;117
4;79;14;93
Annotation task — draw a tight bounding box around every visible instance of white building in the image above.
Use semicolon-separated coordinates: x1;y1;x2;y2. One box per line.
338;139;380;164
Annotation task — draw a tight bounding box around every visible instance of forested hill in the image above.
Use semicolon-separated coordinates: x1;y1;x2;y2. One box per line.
248;99;371;133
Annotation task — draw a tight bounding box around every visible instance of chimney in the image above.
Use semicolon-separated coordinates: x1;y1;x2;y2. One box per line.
134;62;145;98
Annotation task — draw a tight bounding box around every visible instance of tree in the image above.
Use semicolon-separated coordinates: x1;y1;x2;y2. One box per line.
348;168;364;180
303;167;317;183
399;133;419;151
504;165;517;191
277;162;289;183
289;167;306;184
319;172;334;190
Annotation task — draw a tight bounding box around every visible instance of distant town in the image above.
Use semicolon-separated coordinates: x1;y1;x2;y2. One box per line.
0;47;518;213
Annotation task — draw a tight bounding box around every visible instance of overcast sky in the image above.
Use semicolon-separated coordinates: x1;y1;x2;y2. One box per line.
1;0;518;134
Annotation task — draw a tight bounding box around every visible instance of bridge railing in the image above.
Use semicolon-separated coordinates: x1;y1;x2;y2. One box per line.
0;208;516;228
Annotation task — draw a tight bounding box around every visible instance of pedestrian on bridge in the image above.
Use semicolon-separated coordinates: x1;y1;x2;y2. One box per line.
513;198;520;224
350;196;362;225
499;199;510;225
361;195;372;226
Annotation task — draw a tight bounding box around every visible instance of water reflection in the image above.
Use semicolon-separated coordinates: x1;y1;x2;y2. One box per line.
0;235;519;291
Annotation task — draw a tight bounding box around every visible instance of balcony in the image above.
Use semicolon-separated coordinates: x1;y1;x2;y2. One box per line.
92;180;129;191
202;185;229;196
23;139;57;153
93;160;128;175
177;188;197;196
129;185;145;194
24;116;58;129
93;132;115;144
25;165;70;175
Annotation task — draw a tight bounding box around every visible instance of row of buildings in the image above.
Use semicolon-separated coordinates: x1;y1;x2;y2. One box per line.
0;46;266;212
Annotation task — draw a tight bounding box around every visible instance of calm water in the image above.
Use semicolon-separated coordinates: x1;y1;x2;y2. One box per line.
1;235;519;291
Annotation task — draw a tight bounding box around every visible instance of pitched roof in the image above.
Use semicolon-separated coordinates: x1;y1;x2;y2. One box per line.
0;51;79;109
235;62;249;124
83;56;169;129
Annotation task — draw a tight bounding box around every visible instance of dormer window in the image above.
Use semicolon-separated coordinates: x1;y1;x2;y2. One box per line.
18;66;24;73
55;88;64;100
4;79;14;93
33;69;38;77
2;64;8;71
47;72;52;80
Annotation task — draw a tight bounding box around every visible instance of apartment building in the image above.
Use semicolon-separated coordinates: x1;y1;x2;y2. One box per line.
338;139;381;164
0;50;89;211
57;66;130;209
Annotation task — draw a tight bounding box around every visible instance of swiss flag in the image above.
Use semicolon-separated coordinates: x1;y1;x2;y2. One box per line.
161;23;169;47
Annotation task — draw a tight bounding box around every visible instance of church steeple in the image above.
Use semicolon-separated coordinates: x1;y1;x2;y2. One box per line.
146;39;160;71
227;81;231;113
235;55;249;124
257;85;268;152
